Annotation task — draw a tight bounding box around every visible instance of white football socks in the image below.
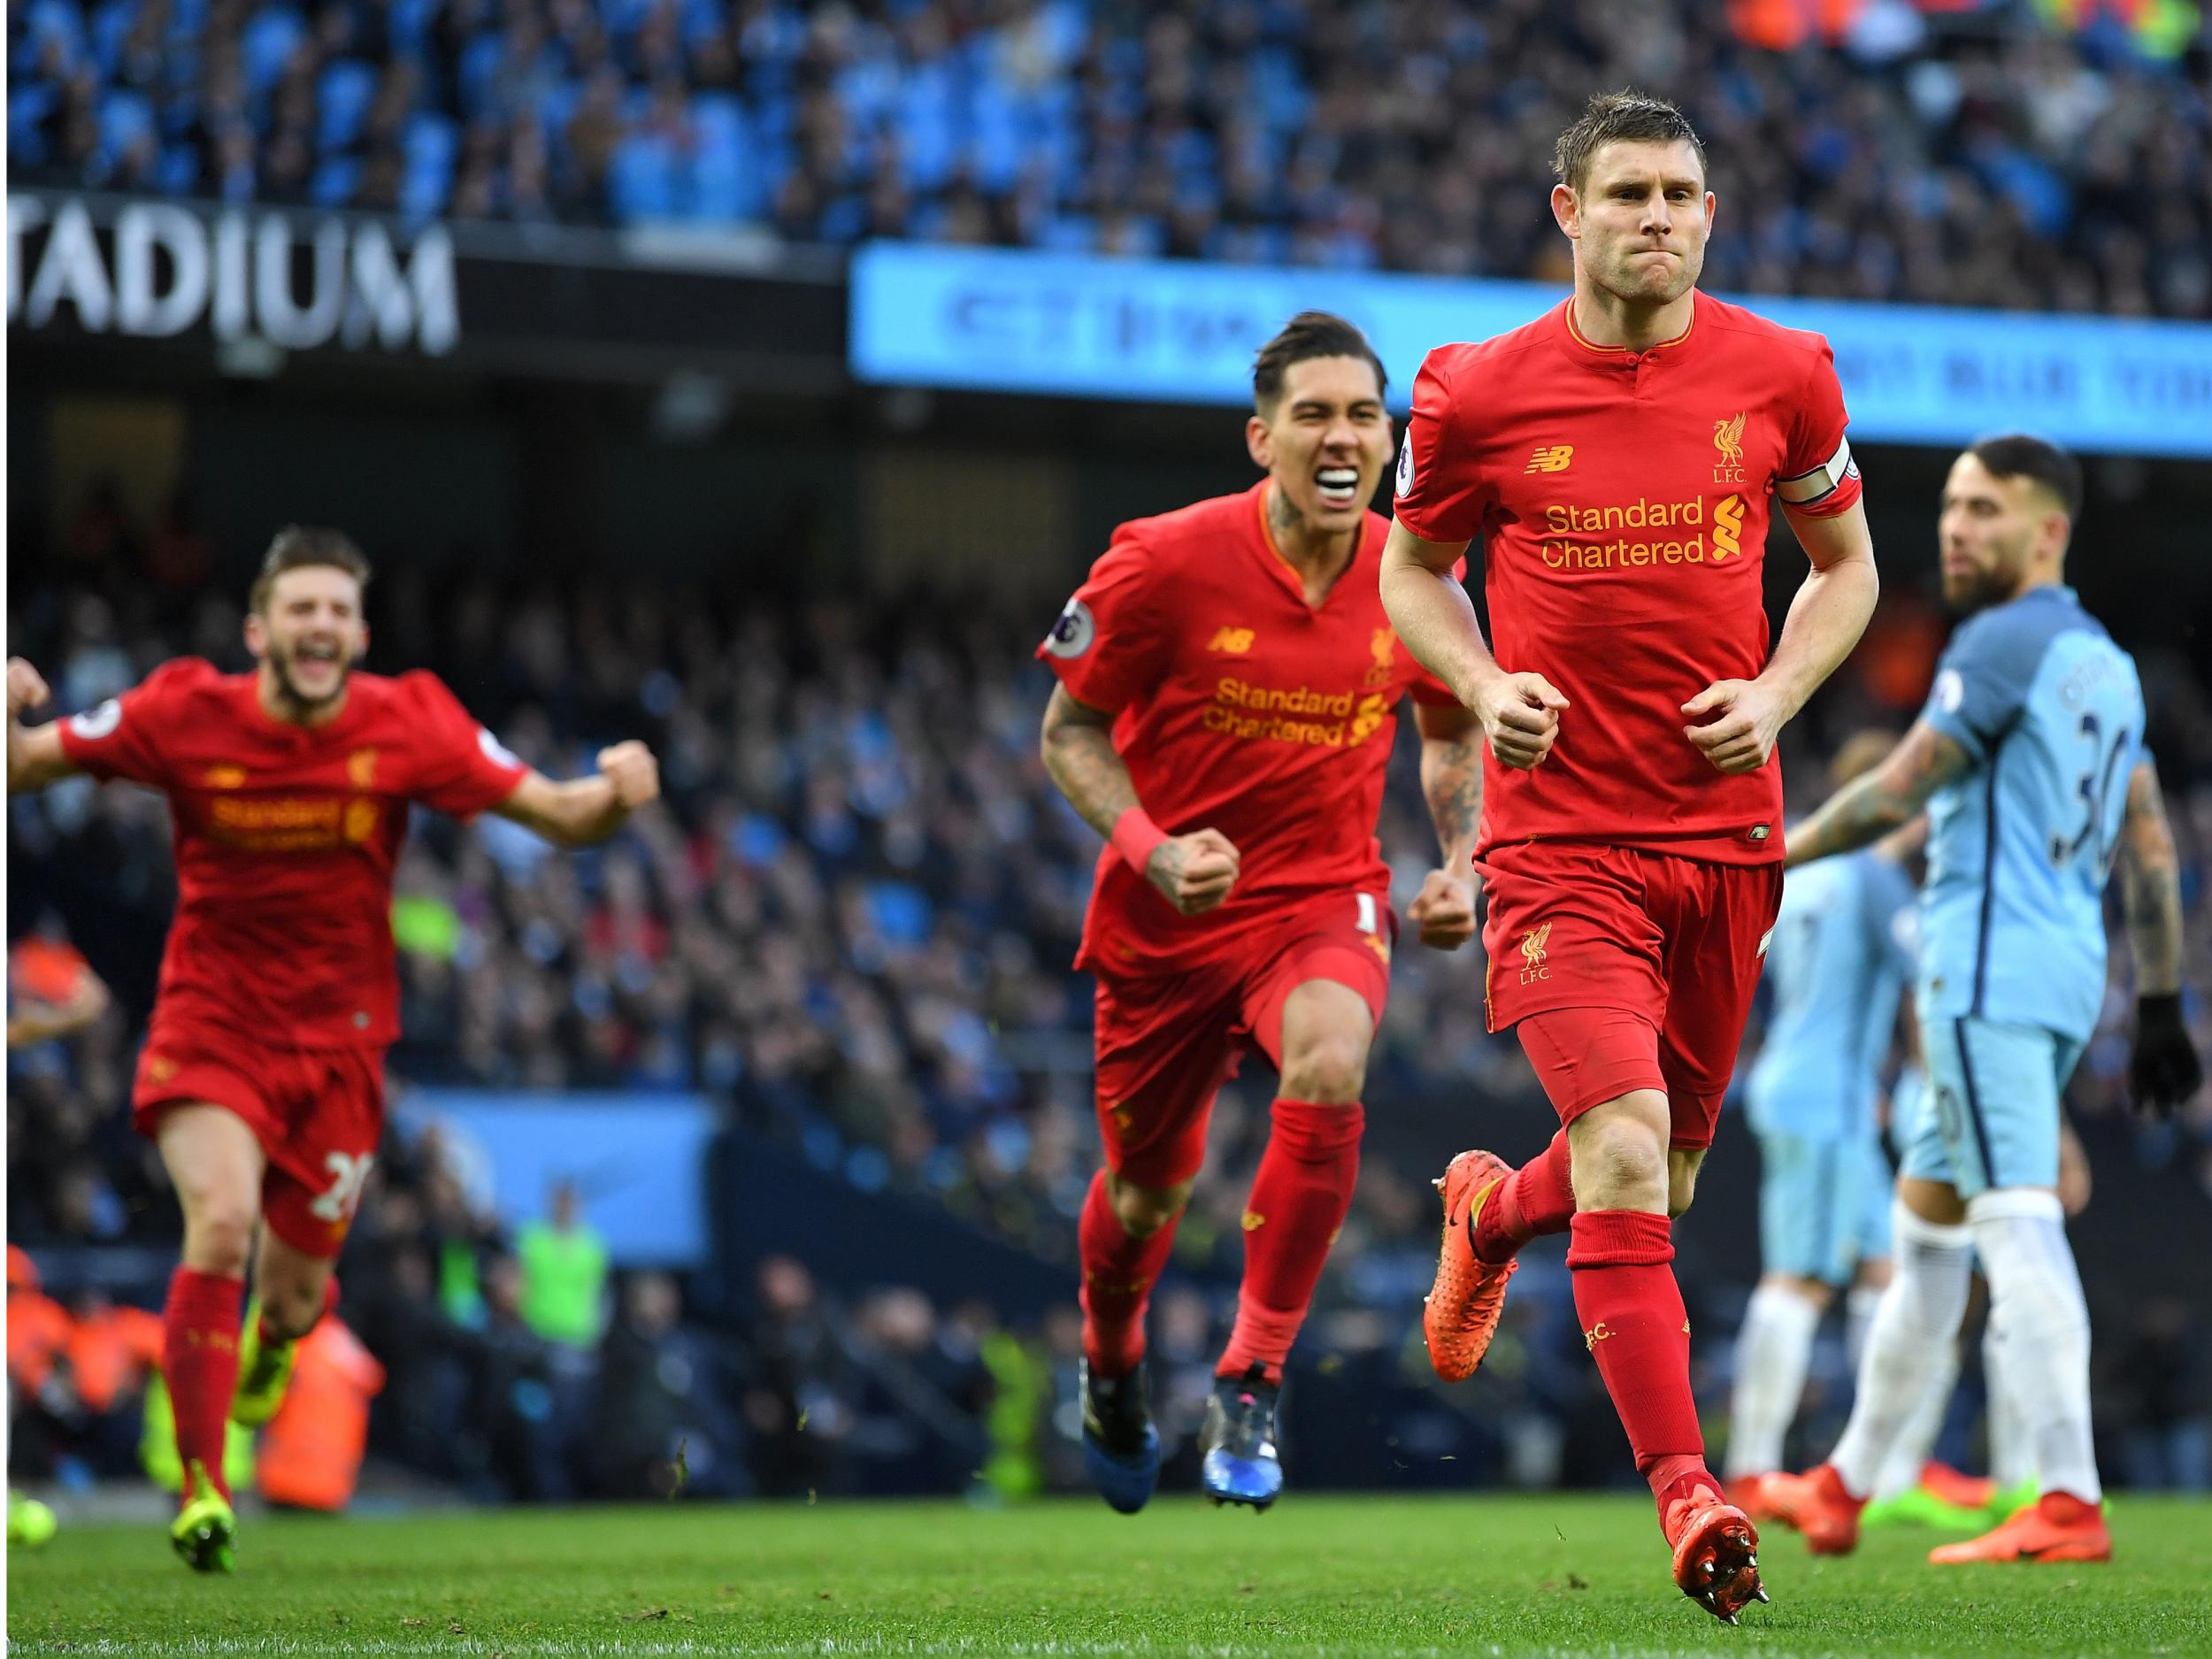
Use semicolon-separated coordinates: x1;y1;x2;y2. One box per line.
1871;1337;1958;1501
1984;1309;2033;1490
1830;1200;1975;1500
1724;1282;1824;1479
1845;1280;1884;1372
1968;1187;2101;1504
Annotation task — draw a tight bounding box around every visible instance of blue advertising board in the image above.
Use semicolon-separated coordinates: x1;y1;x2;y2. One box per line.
850;243;2212;458
395;1089;717;1268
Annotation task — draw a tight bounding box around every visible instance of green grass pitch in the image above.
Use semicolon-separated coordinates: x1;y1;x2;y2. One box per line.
8;1494;2209;1658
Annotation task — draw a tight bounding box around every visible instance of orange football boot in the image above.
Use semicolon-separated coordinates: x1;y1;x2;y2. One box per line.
1759;1463;1865;1556
1422;1149;1518;1382
1920;1461;1998;1511
1928;1493;2111;1564
1728;1471;1778;1521
1664;1479;1767;1624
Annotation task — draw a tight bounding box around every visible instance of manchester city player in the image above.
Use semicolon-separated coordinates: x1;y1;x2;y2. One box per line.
1724;732;1915;1511
1762;434;2201;1565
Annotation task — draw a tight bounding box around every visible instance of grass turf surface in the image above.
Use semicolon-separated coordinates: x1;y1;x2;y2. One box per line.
7;1494;2208;1659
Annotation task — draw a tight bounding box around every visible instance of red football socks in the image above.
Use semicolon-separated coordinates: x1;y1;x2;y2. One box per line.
162;1266;244;1502
1078;1170;1181;1379
1216;1099;1364;1385
1472;1129;1576;1264
1567;1210;1709;1501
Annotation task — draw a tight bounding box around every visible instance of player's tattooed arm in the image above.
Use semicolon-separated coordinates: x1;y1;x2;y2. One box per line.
2117;759;2201;1114
1785;718;1970;868
2117;760;2184;997
1039;684;1141;836
4;657;76;795
1040;684;1239;915
1409;702;1483;949
1416;702;1485;871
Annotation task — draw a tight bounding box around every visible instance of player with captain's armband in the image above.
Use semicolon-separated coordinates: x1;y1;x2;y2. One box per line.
1380;91;1880;1620
6;526;660;1575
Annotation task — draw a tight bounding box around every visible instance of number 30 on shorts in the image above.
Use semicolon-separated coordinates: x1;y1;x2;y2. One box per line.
309;1151;377;1224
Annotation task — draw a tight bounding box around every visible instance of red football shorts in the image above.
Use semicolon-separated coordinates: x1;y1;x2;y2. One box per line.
132;1012;386;1259
1089;888;1394;1189
1479;841;1782;1151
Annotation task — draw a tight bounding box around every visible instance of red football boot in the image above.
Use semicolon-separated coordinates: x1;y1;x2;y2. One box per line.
1664;1479;1767;1624
1928;1493;2112;1565
1760;1463;1865;1556
1421;1150;1518;1383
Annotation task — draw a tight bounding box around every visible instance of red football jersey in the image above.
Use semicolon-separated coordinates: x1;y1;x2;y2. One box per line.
1393;292;1863;866
57;660;527;1048
1039;481;1461;974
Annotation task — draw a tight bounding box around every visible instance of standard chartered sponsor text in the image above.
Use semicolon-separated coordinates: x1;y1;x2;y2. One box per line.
1206;680;1389;747
1539;494;1742;572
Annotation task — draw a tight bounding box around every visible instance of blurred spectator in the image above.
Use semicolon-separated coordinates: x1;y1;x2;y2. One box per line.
518;1180;609;1349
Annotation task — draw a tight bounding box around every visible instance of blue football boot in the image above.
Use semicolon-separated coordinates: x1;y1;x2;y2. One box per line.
1201;1365;1284;1510
1079;1358;1160;1515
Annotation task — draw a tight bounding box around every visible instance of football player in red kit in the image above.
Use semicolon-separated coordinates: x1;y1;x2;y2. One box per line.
1038;311;1486;1513
5;527;659;1571
1381;93;1878;1617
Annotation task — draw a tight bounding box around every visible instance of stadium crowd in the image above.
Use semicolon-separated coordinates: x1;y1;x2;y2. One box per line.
7;0;2209;317
9;494;2212;1500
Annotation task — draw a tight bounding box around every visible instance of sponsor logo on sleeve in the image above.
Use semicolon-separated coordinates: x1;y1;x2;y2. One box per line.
68;699;121;740
478;726;521;768
1394;430;1415;497
1934;668;1964;714
1045;598;1096;659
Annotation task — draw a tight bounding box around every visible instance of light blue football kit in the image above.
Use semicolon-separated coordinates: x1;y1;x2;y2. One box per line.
1747;849;1916;1283
1902;585;2144;1198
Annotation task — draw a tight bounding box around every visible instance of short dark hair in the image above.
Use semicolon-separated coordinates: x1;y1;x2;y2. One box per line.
1252;311;1387;415
1555;89;1707;195
249;526;373;615
1967;434;2084;523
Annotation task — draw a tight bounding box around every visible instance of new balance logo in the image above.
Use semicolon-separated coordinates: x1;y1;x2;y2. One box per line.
1207;626;1256;654
1525;444;1574;473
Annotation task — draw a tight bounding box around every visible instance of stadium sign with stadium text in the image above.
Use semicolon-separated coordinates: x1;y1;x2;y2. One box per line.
7;190;845;382
850;243;2212;460
9;192;458;356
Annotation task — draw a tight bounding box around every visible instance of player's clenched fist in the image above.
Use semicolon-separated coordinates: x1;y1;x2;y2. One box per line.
6;658;52;719
1681;678;1787;775
595;741;660;808
1145;827;1240;916
1408;869;1478;950
1471;671;1569;771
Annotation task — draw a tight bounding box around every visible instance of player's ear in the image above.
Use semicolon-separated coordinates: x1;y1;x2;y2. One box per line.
1245;412;1273;472
1549;183;1579;240
242;610;267;661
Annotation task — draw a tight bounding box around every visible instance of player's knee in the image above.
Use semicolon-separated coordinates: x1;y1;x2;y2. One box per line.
1277;1033;1368;1104
1761;1272;1834;1311
1569;1110;1667;1210
1107;1175;1190;1238
180;1201;257;1276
